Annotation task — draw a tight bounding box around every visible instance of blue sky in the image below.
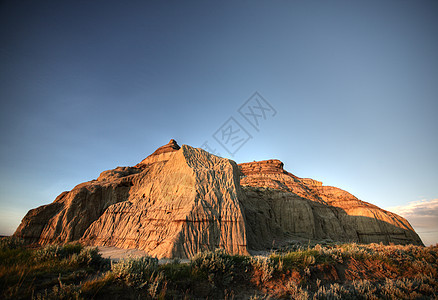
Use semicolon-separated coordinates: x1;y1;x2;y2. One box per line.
1;0;437;244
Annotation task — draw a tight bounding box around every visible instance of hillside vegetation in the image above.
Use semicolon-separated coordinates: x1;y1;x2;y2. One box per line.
1;237;437;299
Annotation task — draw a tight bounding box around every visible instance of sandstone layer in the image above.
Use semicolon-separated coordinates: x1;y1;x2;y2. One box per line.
239;160;423;247
15;140;248;258
83;145;248;258
14;140;423;258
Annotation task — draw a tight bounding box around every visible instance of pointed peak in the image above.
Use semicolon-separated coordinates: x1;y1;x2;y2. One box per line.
150;139;180;156
167;139;180;149
136;139;181;167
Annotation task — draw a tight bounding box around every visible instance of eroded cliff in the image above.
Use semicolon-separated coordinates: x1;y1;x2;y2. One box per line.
15;140;248;258
14;140;423;258
239;160;423;247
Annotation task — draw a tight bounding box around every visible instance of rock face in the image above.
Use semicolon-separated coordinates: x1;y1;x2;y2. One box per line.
239;160;423;247
13;176;135;245
83;145;248;258
15;140;248;258
14;140;423;258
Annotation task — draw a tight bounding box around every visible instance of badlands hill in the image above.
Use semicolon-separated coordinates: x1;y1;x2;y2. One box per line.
14;140;423;258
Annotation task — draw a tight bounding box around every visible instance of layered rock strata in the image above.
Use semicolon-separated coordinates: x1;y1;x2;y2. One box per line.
14;140;423;259
239;160;423;247
15;140;248;258
83;145;248;258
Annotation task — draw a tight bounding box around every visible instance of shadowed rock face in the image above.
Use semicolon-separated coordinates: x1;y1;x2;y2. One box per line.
14;140;423;258
239;160;423;247
13;177;134;245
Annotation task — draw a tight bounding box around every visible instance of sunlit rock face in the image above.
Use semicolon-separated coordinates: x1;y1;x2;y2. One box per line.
14;140;423;259
82;144;248;258
239;160;423;247
15;140;248;258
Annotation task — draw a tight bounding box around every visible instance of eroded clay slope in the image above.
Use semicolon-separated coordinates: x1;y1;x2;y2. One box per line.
13;170;138;245
239;160;423;246
82;145;248;258
15;141;248;258
13;140;178;246
14;140;423;259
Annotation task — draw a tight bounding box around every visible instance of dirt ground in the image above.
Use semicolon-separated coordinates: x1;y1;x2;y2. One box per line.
97;246;190;264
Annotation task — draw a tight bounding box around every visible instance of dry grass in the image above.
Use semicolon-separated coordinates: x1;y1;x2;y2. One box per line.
1;237;437;299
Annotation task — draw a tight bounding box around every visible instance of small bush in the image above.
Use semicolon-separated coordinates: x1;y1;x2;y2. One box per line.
148;271;166;298
62;242;83;256
313;283;351;299
34;243;83;262
285;280;309;300
159;261;191;282
352;279;378;299
191;249;249;287
0;237;25;250
70;247;109;269
111;255;158;286
270;249;323;269
251;256;274;283
35;245;65;261
0;246;32;267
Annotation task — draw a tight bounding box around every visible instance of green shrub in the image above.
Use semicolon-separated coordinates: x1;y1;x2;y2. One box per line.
70;247;109;269
148;271;166;298
159;261;191;282
62;242;82;256
0;247;32;267
270;249;323;269
250;256;274;283
111;255;158;286
351;279;378;299
35;245;65;261
0;237;25;251
34;243;83;262
285;280;309;300
191;249;249;287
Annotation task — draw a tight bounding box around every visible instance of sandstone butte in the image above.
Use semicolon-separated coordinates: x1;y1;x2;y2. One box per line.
14;139;423;258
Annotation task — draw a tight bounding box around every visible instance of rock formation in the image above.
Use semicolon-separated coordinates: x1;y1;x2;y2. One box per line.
239;160;423;248
14;140;423;258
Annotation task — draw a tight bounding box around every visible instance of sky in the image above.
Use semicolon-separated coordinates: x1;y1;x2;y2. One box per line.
0;0;437;245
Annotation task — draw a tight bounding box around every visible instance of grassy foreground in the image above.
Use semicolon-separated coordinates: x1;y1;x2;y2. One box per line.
0;237;437;299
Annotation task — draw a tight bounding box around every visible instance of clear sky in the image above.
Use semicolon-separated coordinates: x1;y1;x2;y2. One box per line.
1;1;437;245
